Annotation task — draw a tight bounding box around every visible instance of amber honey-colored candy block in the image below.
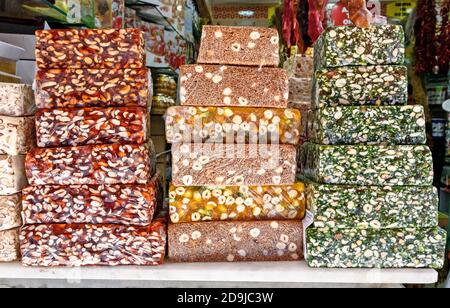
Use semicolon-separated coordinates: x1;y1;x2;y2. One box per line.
179;64;289;108
172;144;297;187
36;68;149;109
0;228;19;262
22;180;159;226
0;83;35;116
20;222;166;266
36;107;148;147
26;143;156;186
0;116;35;156
166;107;302;145
0;194;22;232
35;28;145;69
168;220;303;263
197;25;280;67
169;183;306;223
0;155;27;195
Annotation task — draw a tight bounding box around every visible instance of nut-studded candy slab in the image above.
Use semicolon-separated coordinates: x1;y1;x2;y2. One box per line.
166;107;302;145
169;183;306;223
306;182;438;229
288;77;312;103
172;144;297;187
169;220;303;263
197;26;280;67
35;28;145;69
0;155;27;195
299;143;434;186
0;228;19;262
20;222;166;267
26;143;156;186
36;68;149;109
179;64;289;108
0;116;35;156
313;65;407;109
22;178;160;226
306;227;447;269
314;25;405;69
36;107;148;148
309;105;427;145
0;194;22;232
0;83;35;117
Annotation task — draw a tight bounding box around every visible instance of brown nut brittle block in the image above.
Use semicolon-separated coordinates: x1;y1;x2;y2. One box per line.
166;107;302;145
197;26;280;67
22;180;159;226
169;183;306;223
0;155;27;195
26;142;156;186
0;228;19;262
36;68;149;109
169;220;303;262
0;116;35;156
289;77;312;103
36;107;148;148
0;83;35;116
172;144;297;186
20;222;166;267
0;194;22;232
35;28;145;69
179;64;289;108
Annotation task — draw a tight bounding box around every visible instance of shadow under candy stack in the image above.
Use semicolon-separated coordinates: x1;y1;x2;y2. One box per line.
300;25;447;268
20;28;166;267
166;26;306;262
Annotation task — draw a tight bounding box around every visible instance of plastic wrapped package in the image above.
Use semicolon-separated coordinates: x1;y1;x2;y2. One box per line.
36;107;148;148
154;74;177;98
172;144;297;187
197;26;280;67
0;83;35;116
288;77;312;103
20;222;166;267
166;107;302;145
35;28;145;69
26;142;156;186
309;105;427;145
169;220;303;262
0;155;27;195
306;182;438;229
36;68;149;109
179;65;289;108
0;228;19;262
169;183;306;223
0;116;35;155
313;65;408;109
22;177;160;226
314;25;405;69
306;227;447;269
0;194;22;232
300;143;434;186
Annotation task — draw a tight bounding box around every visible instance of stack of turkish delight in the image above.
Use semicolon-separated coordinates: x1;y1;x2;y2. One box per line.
20;28;166;267
166;26;305;262
0;83;36;263
301;25;447;268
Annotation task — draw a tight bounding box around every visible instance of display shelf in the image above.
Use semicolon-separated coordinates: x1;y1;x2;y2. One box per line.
0;261;438;284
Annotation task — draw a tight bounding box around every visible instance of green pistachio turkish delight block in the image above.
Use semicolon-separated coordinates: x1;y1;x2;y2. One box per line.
300;143;433;186
306;227;447;268
314;25;405;69
309;105;427;145
312;65;408;109
306;182;438;229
